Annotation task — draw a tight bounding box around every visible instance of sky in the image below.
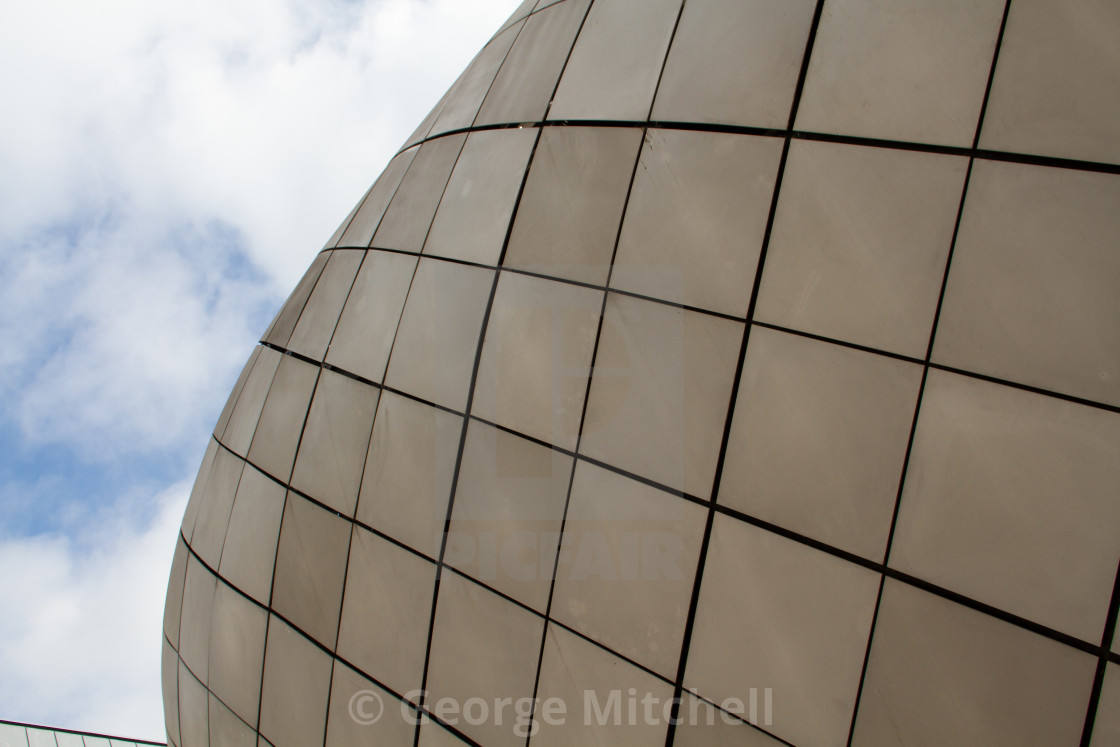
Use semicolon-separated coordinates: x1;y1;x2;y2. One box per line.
0;0;521;739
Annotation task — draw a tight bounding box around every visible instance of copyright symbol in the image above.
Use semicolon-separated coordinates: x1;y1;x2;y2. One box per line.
349;689;384;725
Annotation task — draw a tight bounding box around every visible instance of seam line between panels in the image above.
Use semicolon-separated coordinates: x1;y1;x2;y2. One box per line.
539;0;594;123
213;346;261;447
409;114;543;747
467;7;534;131
751;317;1120;419
247;346;299;737
415;134;471;262
510;0;603;722
250;356;322;742
170;628;260;745
397;120;1120;176
522;16;650;734
662;136;792;747
168;572;247;734
463;10;533;139
285;252;1120;417
358;251;422;402
184;543;397;720
1082;562;1120;746
662;0;826;742
408;10;528;157
331;149;415;251
315;250;375;747
338;246;752;323
453;0;595;731
844;2;1012;740
209;456;248;597
173;538;448;742
844;358;921;747
235;342;1114;659
191;377;1116;747
970;0;1014;154
361;137;432;249
843;133;974;747
302;256;1120;417
355;148;421;248
328;180;375;250
191;490;754;747
272;250;335;350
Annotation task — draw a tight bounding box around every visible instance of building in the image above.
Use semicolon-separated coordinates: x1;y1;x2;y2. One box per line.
163;1;1120;745
0;719;164;747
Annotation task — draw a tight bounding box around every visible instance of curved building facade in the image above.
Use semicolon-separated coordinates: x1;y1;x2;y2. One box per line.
162;1;1120;745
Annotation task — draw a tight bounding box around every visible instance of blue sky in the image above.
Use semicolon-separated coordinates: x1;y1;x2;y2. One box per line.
0;0;519;738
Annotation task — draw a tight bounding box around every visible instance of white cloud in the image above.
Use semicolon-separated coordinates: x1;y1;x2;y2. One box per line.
0;0;521;739
0;0;519;286
0;484;188;739
2;220;270;460
0;0;518;458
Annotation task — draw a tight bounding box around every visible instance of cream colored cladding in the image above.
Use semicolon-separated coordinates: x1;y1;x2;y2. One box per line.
165;0;1120;746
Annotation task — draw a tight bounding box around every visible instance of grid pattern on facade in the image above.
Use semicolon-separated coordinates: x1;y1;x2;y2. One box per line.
163;0;1120;745
0;720;165;747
